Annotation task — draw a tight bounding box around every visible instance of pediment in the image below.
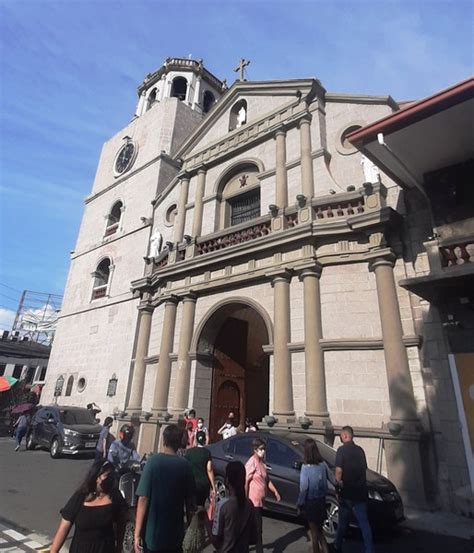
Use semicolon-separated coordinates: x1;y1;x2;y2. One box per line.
176;79;324;161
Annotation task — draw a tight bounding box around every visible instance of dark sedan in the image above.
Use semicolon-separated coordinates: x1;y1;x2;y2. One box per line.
207;431;404;541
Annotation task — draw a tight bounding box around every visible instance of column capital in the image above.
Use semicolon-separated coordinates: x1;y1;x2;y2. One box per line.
196;164;208;175
181;291;198;303
368;253;397;271
274;125;287;138
137;303;154;314
162;294;180;306
296;263;323;280
177;170;191;181
298;113;312;127
267;268;293;286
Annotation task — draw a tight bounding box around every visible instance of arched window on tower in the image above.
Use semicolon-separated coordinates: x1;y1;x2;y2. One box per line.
65;375;74;396
217;163;261;229
171;77;188;101
91;258;111;300
203;90;215;114
104;201;123;237
229;99;247;131
147;88;158;111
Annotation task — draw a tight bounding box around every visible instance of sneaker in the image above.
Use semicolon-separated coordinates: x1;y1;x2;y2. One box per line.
15;445;20;451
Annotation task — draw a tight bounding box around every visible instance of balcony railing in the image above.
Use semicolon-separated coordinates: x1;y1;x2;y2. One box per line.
196;219;271;256
91;285;107;300
440;241;474;267
104;223;119;237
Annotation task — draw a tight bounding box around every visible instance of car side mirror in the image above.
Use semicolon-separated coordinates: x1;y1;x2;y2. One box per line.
293;460;302;470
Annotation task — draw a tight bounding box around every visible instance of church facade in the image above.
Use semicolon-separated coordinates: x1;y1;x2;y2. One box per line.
42;58;472;514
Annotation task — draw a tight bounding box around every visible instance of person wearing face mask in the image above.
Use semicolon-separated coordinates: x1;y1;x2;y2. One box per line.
107;424;140;468
50;461;127;553
245;438;281;553
217;416;238;440
185;430;216;506
193;417;209;446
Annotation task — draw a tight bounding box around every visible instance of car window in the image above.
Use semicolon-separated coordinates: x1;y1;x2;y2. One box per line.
34;408;47;422
266;439;301;468
229;436;254;458
59;409;95;425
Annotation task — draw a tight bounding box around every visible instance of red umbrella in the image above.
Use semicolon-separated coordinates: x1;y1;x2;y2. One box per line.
0;376;18;392
11;403;35;414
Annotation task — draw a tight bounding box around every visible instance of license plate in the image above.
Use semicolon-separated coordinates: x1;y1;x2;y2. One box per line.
85;441;96;448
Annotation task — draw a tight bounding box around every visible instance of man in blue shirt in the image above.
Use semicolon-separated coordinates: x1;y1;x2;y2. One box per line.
107;423;140;467
135;424;196;553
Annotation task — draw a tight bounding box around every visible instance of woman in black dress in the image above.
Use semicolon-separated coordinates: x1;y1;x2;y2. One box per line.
50;461;127;553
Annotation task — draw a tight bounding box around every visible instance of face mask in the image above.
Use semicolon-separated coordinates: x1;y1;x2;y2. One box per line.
256;448;265;459
226;423;231;428
198;422;203;428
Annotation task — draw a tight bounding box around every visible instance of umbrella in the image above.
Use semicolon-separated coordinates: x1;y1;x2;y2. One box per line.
0;376;18;392
11;403;35;414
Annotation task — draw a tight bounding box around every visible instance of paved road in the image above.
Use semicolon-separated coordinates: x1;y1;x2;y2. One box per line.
0;437;472;552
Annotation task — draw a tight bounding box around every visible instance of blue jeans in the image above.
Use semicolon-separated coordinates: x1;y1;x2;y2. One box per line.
15;427;27;447
335;499;373;553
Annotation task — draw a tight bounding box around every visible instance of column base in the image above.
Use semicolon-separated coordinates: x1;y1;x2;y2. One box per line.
382;422;428;509
136;418;162;456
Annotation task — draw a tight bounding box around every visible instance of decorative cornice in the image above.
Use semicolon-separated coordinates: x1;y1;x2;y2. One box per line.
325;93;399;111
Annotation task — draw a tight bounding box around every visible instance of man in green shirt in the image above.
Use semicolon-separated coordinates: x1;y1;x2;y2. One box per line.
135;424;196;552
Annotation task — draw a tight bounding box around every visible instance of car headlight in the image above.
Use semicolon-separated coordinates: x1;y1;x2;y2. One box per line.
64;428;78;437
368;490;383;501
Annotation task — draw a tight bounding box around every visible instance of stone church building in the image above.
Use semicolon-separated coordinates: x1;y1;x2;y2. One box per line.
42;58;473;514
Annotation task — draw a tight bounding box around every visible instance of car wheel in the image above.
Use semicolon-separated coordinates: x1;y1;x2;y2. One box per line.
26;432;36;450
50;437;62;459
215;476;229;504
323;494;339;543
122;520;135;553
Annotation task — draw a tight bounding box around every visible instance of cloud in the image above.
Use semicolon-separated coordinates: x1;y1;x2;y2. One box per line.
0;308;16;332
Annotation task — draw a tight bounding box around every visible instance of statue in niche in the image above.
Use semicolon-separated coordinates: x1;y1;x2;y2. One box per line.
149;230;163;258
360;155;381;184
236;105;247;128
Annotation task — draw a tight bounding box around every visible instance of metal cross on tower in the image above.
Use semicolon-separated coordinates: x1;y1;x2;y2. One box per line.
234;58;250;81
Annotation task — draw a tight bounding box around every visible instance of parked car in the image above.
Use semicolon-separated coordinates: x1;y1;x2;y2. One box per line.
26;405;101;458
207;431;404;541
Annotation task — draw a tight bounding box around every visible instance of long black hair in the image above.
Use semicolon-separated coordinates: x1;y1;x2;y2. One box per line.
303;438;323;465
225;461;246;510
79;461;116;500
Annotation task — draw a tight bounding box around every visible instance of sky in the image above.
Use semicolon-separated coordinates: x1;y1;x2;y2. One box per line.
0;0;472;329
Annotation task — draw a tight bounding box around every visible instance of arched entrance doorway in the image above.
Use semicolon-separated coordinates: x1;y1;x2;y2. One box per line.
194;301;271;442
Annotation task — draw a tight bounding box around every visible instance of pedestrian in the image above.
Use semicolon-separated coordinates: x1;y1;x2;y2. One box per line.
107;424;140;468
185;429;216;507
207;461;257;552
95;416;114;463
49;460;127;553
185;408;198;432
218;415;237;440
333;426;374;553
244;418;257;432
245;438;281;553
13;413;29;451
134;423;197;553
186;421;195;449
193;417;209;445
297;438;335;553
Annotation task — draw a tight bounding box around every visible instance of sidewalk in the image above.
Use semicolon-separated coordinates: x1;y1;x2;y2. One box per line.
402;507;474;541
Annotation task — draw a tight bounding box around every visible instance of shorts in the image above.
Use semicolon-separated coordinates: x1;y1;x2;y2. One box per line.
303;497;326;527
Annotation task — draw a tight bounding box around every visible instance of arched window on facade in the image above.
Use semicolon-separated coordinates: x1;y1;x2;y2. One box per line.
203;90;215;114
54;375;64;397
147;88;158;111
65;375;74;396
171;77;188;101
104;201;123;237
229;99;247;131
91;258;111;300
217;163;261;229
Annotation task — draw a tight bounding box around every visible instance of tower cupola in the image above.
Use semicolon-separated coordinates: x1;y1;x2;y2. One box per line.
135;57;225;117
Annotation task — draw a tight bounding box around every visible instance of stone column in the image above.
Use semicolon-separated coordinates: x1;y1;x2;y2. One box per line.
151;297;179;415
171;293;197;414
173;173;190;243
272;271;294;419
126;305;153;414
299;116;314;199
275;128;288;209
370;257;418;423
299;267;329;422
192;167;206;238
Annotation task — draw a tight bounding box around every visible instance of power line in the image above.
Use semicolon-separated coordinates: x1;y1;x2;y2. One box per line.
0;292;20;303
0;282;22;293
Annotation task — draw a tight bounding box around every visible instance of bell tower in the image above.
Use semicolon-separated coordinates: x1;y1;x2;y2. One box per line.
135;57;225;117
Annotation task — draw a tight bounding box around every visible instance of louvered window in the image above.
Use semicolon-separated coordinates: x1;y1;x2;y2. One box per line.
229;190;260;226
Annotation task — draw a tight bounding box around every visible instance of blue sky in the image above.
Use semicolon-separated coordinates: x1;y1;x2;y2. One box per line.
0;0;472;328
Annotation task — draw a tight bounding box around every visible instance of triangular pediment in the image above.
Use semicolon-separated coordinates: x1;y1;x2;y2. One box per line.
176;78;324;160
